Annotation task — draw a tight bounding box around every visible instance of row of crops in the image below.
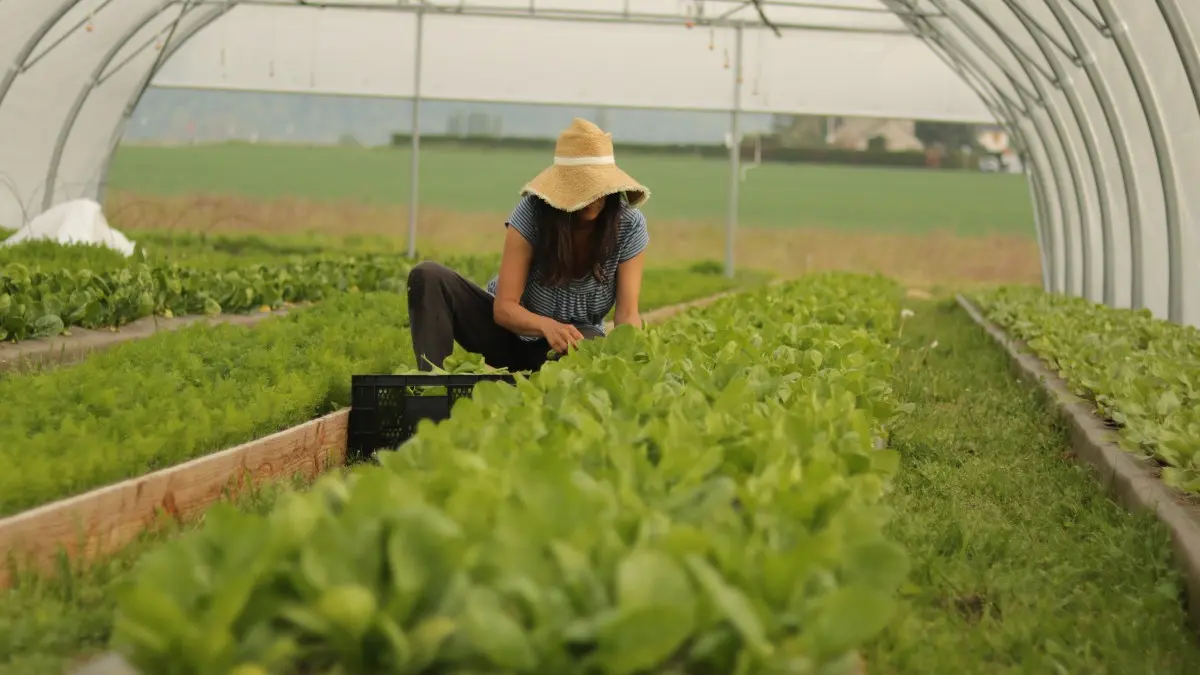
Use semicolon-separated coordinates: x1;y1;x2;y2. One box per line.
0;231;754;343
0;240;909;672
0;229;410;272
972;287;1200;495
106;272;911;674
0;229;486;341
0;250;759;516
6;226;1200;673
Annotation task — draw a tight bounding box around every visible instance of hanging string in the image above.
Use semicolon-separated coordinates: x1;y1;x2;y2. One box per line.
309;9;317;88
752;28;762;96
760;27;770;106
268;17;276;78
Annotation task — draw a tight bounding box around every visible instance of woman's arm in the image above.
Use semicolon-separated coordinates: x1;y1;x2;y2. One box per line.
494;222;584;354
493;226;553;337
613;250;645;328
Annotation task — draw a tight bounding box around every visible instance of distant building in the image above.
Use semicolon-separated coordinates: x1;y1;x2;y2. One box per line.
827;116;924;152
976;125;1010;153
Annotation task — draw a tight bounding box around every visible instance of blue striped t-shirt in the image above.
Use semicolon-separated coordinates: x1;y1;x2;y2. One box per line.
485;194;650;341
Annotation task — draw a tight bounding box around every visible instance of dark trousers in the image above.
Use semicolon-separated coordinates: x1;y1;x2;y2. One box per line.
406;261;602;372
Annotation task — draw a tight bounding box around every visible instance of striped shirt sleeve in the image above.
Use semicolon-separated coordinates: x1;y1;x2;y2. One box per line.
618;208;650;263
505;195;540;246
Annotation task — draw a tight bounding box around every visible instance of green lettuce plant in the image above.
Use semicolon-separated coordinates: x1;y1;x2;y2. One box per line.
111;273;912;674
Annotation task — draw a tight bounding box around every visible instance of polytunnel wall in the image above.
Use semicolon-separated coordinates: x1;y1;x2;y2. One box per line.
881;0;1200;329
0;1;1197;327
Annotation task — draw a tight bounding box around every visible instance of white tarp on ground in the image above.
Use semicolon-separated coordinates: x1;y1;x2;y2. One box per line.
1;198;135;256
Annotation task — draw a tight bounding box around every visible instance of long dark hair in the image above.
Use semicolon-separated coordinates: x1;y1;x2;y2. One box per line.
531;192;623;287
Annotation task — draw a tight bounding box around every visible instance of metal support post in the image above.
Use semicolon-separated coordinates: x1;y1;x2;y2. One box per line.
407;7;424;259
725;23;743;280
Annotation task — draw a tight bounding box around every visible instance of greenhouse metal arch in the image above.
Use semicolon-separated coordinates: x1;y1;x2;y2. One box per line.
0;0;1196;327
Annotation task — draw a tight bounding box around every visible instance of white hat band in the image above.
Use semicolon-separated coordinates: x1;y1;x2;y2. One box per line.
553;155;615;166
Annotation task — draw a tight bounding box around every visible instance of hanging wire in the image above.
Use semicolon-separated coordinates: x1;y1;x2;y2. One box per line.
751;27;762;95
309;8;317;88
268;14;276;78
682;0;696;29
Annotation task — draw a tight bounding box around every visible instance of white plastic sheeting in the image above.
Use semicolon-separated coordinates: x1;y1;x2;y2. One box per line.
0;0;232;231
2;199;136;256
0;0;1197;326
880;0;1200;327
152;4;989;121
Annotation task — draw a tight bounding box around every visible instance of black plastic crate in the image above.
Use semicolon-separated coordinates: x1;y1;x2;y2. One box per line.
348;373;517;460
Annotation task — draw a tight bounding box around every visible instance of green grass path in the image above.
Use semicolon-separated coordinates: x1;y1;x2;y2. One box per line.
867;300;1200;674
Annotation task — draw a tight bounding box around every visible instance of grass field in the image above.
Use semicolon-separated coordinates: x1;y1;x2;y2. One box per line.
109;143;1035;236
105;143;1042;289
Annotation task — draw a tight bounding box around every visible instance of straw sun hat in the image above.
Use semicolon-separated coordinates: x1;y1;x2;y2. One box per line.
520;118;651;213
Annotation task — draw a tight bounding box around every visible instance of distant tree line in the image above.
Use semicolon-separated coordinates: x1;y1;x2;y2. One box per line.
389;112;988;172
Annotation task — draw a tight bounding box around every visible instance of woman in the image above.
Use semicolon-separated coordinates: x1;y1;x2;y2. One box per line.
407;118;651;372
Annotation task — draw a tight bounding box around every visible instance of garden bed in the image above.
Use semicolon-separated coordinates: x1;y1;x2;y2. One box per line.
0;289;750;588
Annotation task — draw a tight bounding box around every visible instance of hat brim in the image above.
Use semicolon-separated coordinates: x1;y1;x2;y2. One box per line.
520;164;650;213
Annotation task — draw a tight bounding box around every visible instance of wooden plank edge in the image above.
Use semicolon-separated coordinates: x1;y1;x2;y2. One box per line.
604;279;779;331
0;304;308;374
639;287;741;324
956;294;1200;635
604;291;735;331
0;409;349;589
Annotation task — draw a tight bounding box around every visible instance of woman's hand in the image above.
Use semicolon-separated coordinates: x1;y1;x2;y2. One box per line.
614;310;642;329
541;319;585;354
